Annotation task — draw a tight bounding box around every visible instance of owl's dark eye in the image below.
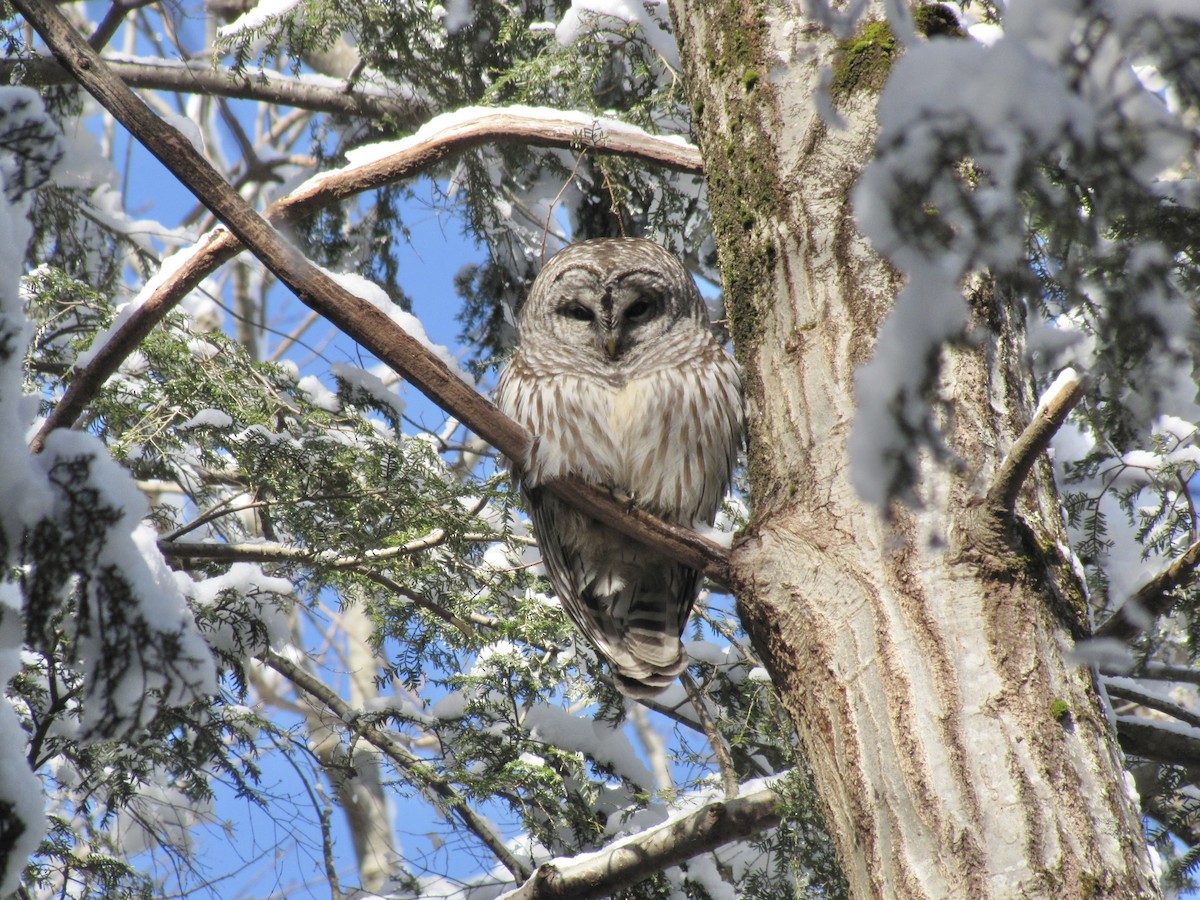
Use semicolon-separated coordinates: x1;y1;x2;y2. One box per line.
560;303;595;322
624;297;657;323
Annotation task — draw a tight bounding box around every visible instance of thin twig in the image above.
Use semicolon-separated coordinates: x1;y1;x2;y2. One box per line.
681;671;739;800
260;649;533;882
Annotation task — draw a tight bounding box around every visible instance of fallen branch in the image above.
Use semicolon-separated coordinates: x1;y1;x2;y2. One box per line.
497;787;781;900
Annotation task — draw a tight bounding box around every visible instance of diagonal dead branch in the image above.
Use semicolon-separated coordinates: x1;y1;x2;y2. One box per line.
16;0;728;586
986;369;1085;512
497;786;781;900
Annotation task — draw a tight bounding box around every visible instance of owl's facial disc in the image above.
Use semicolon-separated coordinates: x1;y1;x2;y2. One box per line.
548;268;666;362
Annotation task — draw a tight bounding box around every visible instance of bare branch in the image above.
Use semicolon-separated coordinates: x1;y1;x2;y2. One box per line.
87;0;158;51
498;787;781;900
1094;538;1200;642
260;648;533;881
159;532;487;636
158;529;503;567
986;369;1085;511
5;54;422;122
1117;717;1200;768
1104;680;1200;731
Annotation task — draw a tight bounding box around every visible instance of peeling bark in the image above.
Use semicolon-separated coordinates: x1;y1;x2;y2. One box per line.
669;1;1159;896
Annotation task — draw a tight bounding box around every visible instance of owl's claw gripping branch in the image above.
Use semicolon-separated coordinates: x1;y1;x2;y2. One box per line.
14;0;731;584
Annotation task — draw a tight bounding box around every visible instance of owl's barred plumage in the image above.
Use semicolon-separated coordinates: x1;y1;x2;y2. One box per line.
496;239;744;697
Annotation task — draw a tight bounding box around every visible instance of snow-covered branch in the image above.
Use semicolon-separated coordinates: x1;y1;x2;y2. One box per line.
498;786;781;900
1095;538;1200;642
1116;717;1200;769
986;368;1084;511
1106;679;1200;731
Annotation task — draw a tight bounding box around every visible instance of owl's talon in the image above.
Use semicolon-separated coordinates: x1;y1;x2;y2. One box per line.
604;484;636;512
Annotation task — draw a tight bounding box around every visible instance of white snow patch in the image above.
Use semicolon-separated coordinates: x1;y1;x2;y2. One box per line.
555;0;679;70
218;0;305;38
179;409;234;430
298;374;341;412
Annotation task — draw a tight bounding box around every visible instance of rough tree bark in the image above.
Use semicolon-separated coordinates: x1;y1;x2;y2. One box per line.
668;2;1160;897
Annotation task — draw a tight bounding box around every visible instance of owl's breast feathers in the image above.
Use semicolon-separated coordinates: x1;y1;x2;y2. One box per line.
497;333;741;527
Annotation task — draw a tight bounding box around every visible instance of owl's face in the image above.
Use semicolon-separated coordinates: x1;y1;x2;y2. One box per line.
519;239;709;365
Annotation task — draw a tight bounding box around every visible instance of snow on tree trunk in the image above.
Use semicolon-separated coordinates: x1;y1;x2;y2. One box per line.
668;2;1160;896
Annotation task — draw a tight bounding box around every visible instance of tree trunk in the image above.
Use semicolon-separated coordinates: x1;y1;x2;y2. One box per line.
668;2;1160;896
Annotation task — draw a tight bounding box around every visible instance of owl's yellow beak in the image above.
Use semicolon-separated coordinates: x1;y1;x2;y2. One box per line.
605;334;619;359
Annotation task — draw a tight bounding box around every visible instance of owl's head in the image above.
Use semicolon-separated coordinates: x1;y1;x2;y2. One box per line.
518;238;710;364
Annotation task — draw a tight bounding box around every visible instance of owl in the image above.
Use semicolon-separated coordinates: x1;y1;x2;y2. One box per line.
496;238;744;697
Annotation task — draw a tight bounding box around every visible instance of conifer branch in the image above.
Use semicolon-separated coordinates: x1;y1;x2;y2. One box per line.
1094;537;1200;641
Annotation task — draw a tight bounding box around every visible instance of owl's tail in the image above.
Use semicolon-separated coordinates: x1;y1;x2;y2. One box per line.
580;562;698;698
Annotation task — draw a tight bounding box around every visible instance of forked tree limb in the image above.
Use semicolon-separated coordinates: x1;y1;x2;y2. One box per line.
14;0;730;582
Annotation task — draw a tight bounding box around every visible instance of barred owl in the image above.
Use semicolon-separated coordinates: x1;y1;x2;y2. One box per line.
496;239;743;697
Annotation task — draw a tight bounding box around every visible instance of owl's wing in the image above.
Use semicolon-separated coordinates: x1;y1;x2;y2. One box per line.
525;489;697;697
